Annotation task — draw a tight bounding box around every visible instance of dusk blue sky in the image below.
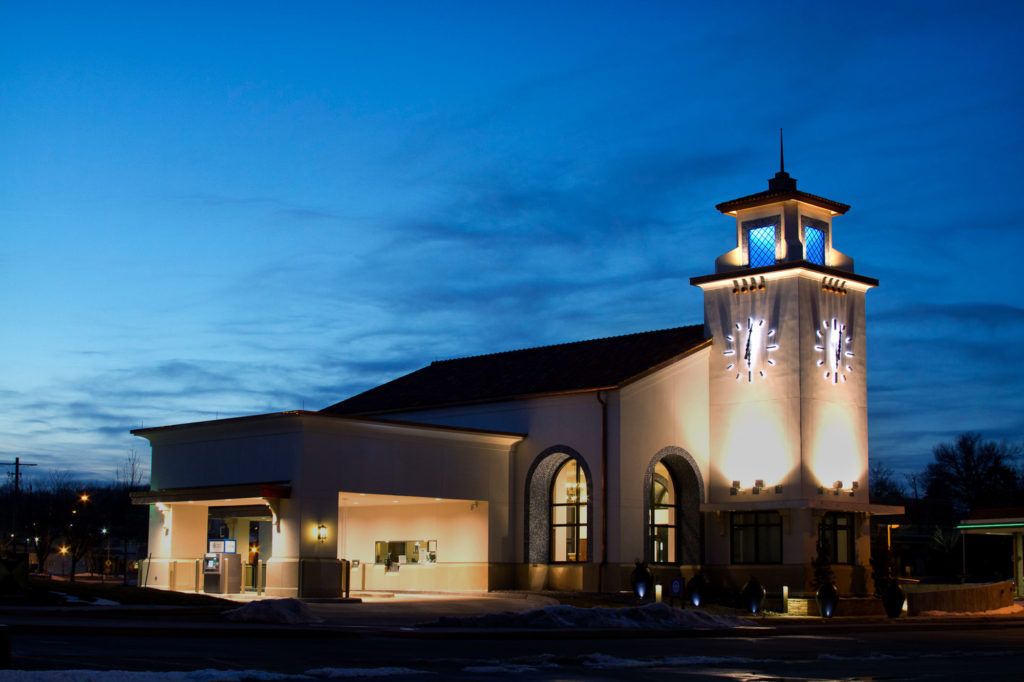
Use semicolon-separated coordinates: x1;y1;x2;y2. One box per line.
2;1;1022;483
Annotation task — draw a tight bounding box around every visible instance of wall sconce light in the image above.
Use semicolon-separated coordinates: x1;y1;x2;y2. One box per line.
155;502;172;536
316;524;328;543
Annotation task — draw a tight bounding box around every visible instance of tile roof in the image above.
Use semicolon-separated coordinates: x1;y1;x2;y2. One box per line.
322;324;708;416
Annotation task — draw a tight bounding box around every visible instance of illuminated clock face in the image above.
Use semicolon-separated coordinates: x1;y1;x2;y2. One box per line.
724;316;778;383
816;317;854;384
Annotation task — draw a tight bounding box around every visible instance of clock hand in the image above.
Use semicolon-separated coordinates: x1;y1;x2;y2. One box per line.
744;320;752;366
835;324;843;368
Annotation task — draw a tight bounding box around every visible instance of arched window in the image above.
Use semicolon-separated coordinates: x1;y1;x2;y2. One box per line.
650;461;677;563
551;459;588;562
643;448;704;565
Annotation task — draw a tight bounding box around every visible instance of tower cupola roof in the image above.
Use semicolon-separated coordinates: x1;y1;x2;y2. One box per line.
715;133;850;215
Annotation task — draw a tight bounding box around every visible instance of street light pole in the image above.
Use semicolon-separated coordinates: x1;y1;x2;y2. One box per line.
1;457;38;547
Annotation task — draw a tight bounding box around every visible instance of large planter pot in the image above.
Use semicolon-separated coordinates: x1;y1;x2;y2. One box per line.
816;582;839;618
740;577;766;615
686;574;708;608
630;563;654;600
882;582;906;618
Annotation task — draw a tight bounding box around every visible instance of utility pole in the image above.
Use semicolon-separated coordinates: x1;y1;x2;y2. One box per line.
1;457;38;550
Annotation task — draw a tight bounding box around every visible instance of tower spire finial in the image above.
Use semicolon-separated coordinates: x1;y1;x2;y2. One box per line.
779;128;784;173
768;129;796;192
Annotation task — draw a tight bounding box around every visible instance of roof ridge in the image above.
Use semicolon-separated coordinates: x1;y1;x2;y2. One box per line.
431;323;703;365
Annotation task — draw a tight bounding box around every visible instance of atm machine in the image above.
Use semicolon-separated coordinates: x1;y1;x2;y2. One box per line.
203;539;241;594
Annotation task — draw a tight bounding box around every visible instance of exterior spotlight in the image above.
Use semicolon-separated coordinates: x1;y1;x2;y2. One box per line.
316;524;328;543
687;574;707;608
730;480;740;496
775;485;784;494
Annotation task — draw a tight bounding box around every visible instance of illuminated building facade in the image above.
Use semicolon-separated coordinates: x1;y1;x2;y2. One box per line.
133;164;899;598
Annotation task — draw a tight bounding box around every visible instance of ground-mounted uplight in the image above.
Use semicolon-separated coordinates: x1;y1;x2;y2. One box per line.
686;574;707;608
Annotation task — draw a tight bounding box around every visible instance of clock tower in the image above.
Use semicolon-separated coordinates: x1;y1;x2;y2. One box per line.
691;152;891;595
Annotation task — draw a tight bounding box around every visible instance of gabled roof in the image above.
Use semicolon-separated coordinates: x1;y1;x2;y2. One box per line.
322;325;709;416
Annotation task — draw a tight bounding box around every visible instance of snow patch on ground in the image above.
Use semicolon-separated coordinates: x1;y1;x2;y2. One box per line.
581;653;762;669
0;669;428;681
921;603;1024;617
305;668;429;678
0;672;308;681
50;591;120;606
223;598;325;625
423;602;753;629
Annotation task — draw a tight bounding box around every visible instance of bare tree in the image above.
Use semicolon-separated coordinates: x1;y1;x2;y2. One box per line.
869;460;904;501
115;449;147;490
923;432;1021;516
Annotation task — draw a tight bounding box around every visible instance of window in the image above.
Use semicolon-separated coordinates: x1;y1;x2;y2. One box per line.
818;513;854;564
650;462;676;563
803;219;826;265
374;540;437;565
730;511;782;564
745;219;777;268
551;459;588;562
